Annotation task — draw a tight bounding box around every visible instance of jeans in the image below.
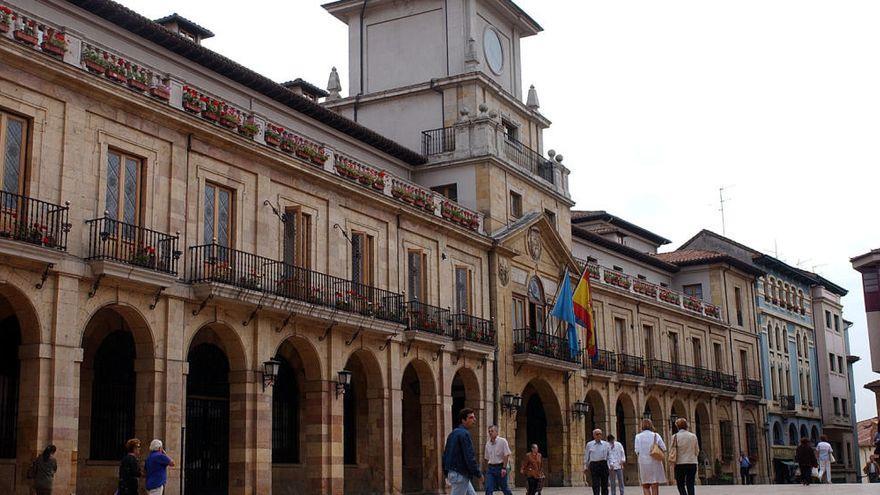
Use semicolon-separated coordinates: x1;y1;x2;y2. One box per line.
484;465;512;494
147;487;165;495
526;477;541;495
448;471;477;495
609;468;624;495
799;464;813;485
740;466;750;484
589;461;609;495
674;464;696;495
818;459;831;483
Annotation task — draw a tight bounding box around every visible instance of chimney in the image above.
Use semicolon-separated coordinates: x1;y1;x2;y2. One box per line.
154;13;214;45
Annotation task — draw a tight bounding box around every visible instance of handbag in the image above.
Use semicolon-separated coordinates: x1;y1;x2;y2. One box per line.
650;433;666;461
829;452;836;464
668;433;679;464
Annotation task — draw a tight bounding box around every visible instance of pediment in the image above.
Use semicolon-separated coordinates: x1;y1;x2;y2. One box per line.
492;212;577;273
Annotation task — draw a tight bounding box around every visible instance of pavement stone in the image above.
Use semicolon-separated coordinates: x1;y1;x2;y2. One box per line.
505;484;877;494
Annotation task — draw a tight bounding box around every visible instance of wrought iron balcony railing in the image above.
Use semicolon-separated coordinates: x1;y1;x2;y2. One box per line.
503;137;555;184
421;126;456;156
452;313;495;346
617;354;646;376
189;243;405;324
646;359;738;391
779;395;797;411
406;300;453;337
513;328;581;363
584;348;617;372
719;372;738;393
86;217;180;275
0;190;71;251
744;378;763;397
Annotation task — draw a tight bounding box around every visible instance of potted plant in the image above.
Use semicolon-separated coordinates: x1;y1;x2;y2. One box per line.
391;184;406;199
238;116;260;139
220;107;240;129
239;270;262;291
182;87;202;113
13;19;37;46
294;139;312;161
82;48;107;75
126;67;149;92
310;147;327;166
131;245;157;268
149;83;170;101
106;58;128;84
201;99;221;122
0;6;13;34
40;30;68;58
264;125;282;146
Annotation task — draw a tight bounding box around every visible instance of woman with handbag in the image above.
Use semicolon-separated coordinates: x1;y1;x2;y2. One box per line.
634;418;666;495
520;443;544;495
815;434;834;483
794;437;818;486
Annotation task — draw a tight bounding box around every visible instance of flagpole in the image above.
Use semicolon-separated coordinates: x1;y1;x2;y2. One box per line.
542;267;569;335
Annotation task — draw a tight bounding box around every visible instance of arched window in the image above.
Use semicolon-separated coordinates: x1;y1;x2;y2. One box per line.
90;330;136;460
800;424;808;440
811;426;819;444
773;423;783;445
272;356;300;464
0;316;21;459
788;424;798;446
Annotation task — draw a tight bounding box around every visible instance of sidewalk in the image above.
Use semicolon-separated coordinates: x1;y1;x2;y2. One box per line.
508;484;876;494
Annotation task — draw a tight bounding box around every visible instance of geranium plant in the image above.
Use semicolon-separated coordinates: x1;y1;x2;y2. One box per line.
182;86;202;113
0;6;13;33
264;124;282;146
239;116;260;139
40;30;68;57
13;18;37;46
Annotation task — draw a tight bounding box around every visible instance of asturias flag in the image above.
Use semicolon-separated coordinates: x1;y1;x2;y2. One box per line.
573;265;596;360
549;268;579;360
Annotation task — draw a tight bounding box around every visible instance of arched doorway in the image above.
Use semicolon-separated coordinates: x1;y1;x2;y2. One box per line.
800;425;808;442
450;367;481;443
614;393;638;484
0;315;21;460
401;360;439;494
810;426;819;444
186;342;230;495
694;402;712;482
515;380;564;487
788;424;798;446
670;399;687;435
772;422;782;445
584;390;607;439
343;350;386;495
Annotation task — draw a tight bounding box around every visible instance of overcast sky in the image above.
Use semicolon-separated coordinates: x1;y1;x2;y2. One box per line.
117;0;878;420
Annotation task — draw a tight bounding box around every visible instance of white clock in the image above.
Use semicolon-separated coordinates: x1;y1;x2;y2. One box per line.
483;28;504;75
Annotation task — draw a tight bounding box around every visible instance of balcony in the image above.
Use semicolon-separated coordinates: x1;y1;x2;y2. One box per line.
719;372;738;393
584;348;617;375
404;301;453;344
646;359;737;393
575;261;724;322
513;328;582;371
85;217;180;286
617;354;646;377
503;137;555;184
422;127;455;156
743;378;763;398
451;313;495;353
0;190;71;267
779;395;797;412
189;243;405;332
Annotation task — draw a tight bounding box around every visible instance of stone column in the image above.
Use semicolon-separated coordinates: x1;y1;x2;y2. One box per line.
15;343;52;495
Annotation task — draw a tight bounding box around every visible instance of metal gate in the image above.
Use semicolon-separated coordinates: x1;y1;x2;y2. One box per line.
185;343;230;495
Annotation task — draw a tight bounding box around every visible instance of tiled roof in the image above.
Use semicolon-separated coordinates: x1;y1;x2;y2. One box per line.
570;210;670;245
857;417;878;447
654;249;728;264
571;226;679;272
281;78;329;98
66;0;427;166
153;13;214;38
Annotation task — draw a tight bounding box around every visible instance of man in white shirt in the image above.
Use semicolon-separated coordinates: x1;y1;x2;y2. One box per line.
815;435;834;484
483;425;512;495
606;434;626;495
584;428;611;495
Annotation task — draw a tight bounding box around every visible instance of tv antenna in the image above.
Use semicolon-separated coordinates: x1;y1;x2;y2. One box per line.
718;186;732;236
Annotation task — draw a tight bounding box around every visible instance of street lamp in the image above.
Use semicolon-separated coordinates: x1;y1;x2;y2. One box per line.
261;358;281;391
501;392;523;415
572;400;590;419
335;369;352;398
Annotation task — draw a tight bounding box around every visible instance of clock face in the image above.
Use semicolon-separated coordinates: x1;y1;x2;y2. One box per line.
483;28;504;75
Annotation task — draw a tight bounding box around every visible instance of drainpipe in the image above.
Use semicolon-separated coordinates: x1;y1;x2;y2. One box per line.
354;0;369;122
722;266;745;482
488;245;500;426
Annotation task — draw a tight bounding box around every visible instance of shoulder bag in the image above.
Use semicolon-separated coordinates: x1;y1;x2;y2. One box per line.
668;432;678;464
650;433;666;461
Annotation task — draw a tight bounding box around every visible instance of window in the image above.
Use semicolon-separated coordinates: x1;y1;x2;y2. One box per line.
0;111;27;200
714;342;724;371
833;314;840;332
512;295;525;329
351;232;374;287
204;183;234;247
833;397;840;415
719;421;733;460
829;353;835;372
614;318;626;354
643;325;654;360
407;250;427;301
613;265;623;272
283;208;312;269
105;150;143;241
509;191;522;218
788;424;798;446
637;274;647;280
837;356;844;375
806;374;812;403
746;423;758;456
544;209;556;228
842;398;848;416
770;366;777;396
668;332;679;362
692;337;703;368
825;310;832;328
454;266;472;315
431;183;458;202
502;119;519;141
772;422;782;445
740;349;749;380
734;286;744;326
683;284;703;300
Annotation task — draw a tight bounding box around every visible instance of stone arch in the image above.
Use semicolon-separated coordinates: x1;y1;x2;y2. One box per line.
614;392;639;484
401;359;440;494
187;321;248;372
643;395;663;426
810;425;819;444
788;423;798;446
450;366;481;429
0;281;41;345
76;304;158;494
670;398;687;434
274;334;324;382
799;424;808;441
343;349;386;495
515;379;564;487
584;388;607;435
772;422;783;445
694;402;712;461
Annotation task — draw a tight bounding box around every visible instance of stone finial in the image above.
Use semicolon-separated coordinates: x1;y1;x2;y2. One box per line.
465;37;479;69
478;103;489;115
326;67;342;100
458;106;471;123
527;84;540;110
554;153;564;163
547;149;556;160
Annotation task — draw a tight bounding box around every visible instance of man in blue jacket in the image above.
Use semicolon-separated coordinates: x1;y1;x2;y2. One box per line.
443;407;483;495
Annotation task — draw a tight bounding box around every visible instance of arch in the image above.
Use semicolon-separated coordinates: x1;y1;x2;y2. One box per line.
772;422;783;445
189;321;248;372
451;366;481;433
614;392;638;483
670;399;687;434
788;423;798;446
343;349;387;495
799;424;808;441
401;360;440;493
515;379;564;487
79;302;156;362
694;402;712;461
186;341;231;494
275;334;325;382
584;388;607;435
0;282;41;345
643;395;663;425
810;426;819;444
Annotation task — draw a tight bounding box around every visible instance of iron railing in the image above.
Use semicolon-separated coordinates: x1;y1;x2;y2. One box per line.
406;300;453;337
719;372;738;392
189;243;405;324
421;127;456;156
503;137;555;184
646;359;736;390
618;354;646;376
452;313;494;346
513;328;581;363
585;348;617;372
0;190;70;251
779;395;796;411
744;379;762;397
86;217;180;275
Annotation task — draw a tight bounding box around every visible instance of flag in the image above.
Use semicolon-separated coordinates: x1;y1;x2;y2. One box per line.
573;265;596;360
550;268;579;359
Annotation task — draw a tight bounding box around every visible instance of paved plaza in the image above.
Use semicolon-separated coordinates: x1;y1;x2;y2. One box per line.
510;485;876;494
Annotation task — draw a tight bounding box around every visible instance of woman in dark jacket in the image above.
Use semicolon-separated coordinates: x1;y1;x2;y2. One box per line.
32;444;57;495
118;438;142;495
794;437;817;486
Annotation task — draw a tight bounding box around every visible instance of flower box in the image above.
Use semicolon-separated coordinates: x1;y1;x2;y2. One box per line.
0;22;9;34
683;297;702;312
603;270;631;289
220;116;239;129
84;59;106;75
659;288;681;305
238;121;259;139
127;78;148;92
183;101;202;114
13;30;37;46
310;154;326;166
295;148;311;160
280;139;296;153
264;134;280;147
40;41;65;58
149;86;170;101
106;69;127;84
202;111;219;122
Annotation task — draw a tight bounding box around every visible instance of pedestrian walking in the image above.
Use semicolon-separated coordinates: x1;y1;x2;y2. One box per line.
483;425;512;495
118;438;142;495
738;452;752;485
863;454;880;483
29;444;57;495
144;439;175;495
442;408;482;495
669;418;698;495
633;418;666;495
794;437;818;486
584;428;610;495
815;435;833;483
606;434;626;495
520;443;544;495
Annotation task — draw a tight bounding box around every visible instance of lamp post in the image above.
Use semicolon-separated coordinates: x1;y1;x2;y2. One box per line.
572;400;590;419
335;369;352;398
501;392;522;415
261;358;281;391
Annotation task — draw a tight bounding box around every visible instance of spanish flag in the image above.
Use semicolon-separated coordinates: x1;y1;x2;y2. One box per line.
573;265;596;359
